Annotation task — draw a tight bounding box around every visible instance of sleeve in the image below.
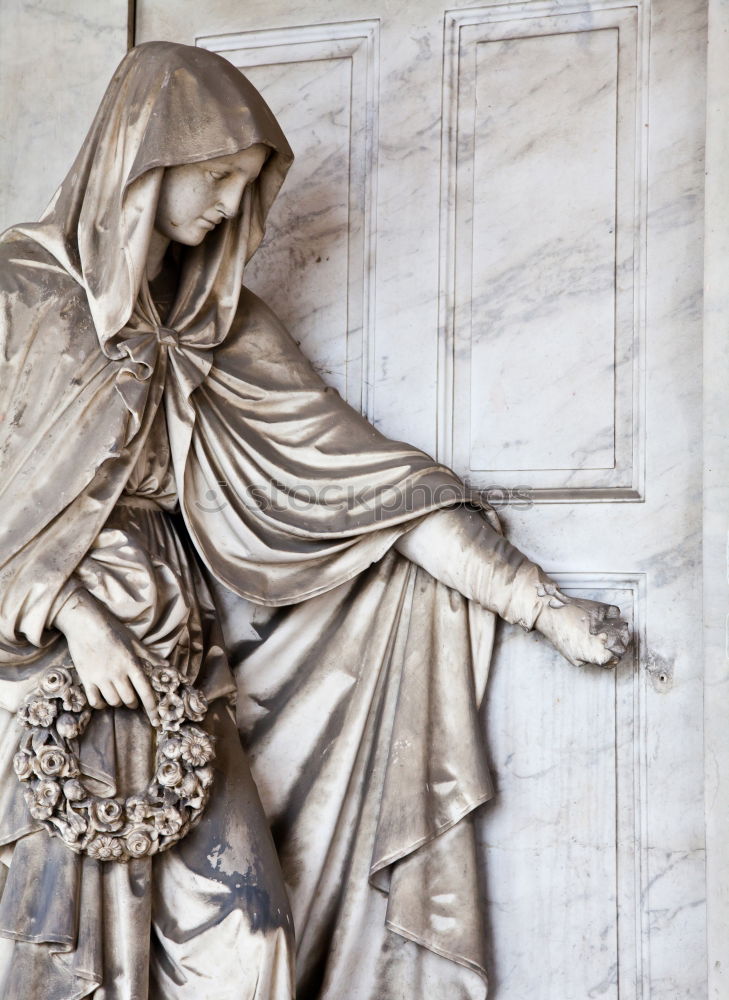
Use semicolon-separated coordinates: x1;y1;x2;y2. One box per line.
394;506;547;629
0;250;142;651
179;289;478;606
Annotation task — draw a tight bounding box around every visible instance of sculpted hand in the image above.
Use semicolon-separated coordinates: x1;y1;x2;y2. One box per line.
533;582;631;667
54;590;160;723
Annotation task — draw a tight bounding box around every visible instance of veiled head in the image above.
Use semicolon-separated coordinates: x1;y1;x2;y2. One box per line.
3;42;294;352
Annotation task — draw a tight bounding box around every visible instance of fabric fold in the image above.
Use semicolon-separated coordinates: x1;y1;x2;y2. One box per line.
230;549;494;999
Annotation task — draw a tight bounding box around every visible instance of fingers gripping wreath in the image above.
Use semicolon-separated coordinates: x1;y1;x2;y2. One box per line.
14;663;215;861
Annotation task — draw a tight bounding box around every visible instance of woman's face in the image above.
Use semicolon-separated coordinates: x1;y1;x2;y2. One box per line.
154;144;268;246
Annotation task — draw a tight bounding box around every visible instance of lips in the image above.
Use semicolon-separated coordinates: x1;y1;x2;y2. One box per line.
199;213;224;229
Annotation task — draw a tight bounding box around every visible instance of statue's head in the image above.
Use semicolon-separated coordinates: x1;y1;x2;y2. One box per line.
154;145;269;248
6;42;294;348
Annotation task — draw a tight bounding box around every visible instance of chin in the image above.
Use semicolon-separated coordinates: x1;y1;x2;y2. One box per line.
172;227;209;247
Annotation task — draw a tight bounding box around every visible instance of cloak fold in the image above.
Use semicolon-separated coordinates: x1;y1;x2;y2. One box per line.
224;550;496;999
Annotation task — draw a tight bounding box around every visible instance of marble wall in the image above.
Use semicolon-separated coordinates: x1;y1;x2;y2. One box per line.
703;0;729;994
0;0;127;232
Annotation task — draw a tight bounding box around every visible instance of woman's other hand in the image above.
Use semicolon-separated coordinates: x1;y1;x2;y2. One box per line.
534;590;631;667
53;590;159;722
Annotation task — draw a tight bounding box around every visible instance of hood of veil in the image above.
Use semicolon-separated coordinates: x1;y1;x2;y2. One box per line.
1;41;294;356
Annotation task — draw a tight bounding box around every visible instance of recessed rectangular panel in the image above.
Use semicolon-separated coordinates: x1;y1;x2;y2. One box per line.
479;577;643;998
440;4;644;500
470;28;618;472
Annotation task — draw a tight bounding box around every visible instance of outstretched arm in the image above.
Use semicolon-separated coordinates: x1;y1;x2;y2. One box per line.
394;506;630;667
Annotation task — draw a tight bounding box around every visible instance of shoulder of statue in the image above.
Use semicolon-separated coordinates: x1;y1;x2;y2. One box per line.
0;237;82;307
0;238;95;364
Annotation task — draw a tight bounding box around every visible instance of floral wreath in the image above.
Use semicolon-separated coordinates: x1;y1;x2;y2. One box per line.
14;663;215;862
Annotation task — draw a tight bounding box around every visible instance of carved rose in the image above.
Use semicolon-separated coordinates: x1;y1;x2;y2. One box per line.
160;736;183;760
63;779;86;802
181;686;207;722
155;806;184;837
56;712;82;739
125;796;150;823
196;765;215;789
125;826;156;858
89;798;125;833
27;779;61;819
179;773;203;808
157;693;184;730
40;667;72;696
88;835;124;861
156;760;184;789
62;685;87;713
179;728;213;767
33;745;71;778
20;698;57;728
150;667;180;694
13;752;33;781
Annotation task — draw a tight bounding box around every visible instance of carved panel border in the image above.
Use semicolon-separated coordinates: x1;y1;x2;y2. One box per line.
554;571;649;998
438;2;649;502
198;21;380;417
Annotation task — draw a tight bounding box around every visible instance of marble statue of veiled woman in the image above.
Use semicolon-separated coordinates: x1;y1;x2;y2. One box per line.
0;41;629;1000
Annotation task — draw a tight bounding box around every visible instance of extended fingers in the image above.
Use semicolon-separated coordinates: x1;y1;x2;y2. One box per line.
127;662;159;725
114;676;139;710
85;683;106;710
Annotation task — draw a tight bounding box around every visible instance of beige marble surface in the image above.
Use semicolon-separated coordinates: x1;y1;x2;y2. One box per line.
703;0;729;995
0;0;127;232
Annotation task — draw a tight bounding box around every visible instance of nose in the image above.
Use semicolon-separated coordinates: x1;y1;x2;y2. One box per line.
216;175;248;219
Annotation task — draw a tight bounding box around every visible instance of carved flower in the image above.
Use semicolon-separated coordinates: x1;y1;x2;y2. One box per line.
88;835;124;861
196;765;215;789
26;779;60;819
13;752;33;781
179;773;203;809
181;686;207;722
156;760;184;789
77;709;92;734
150;667;180;694
33;745;71;778
63;779;87;802
125;796;150;823
89;798;124;833
56;712;82;740
159;736;183;760
179;728;213;768
157;693;184;731
62;685;87;713
40;667;72;697
20;698;57;728
125;826;156;858
154;806;184;837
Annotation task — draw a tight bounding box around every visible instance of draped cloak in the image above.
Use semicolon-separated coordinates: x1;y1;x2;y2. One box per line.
0;42;498;1000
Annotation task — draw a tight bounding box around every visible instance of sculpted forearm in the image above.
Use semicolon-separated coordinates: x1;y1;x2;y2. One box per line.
394;506;630;667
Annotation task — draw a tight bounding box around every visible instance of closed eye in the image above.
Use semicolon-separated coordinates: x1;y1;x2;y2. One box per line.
208;170;230;181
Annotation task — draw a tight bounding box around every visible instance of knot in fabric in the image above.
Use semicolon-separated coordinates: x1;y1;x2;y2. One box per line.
156;327;179;348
